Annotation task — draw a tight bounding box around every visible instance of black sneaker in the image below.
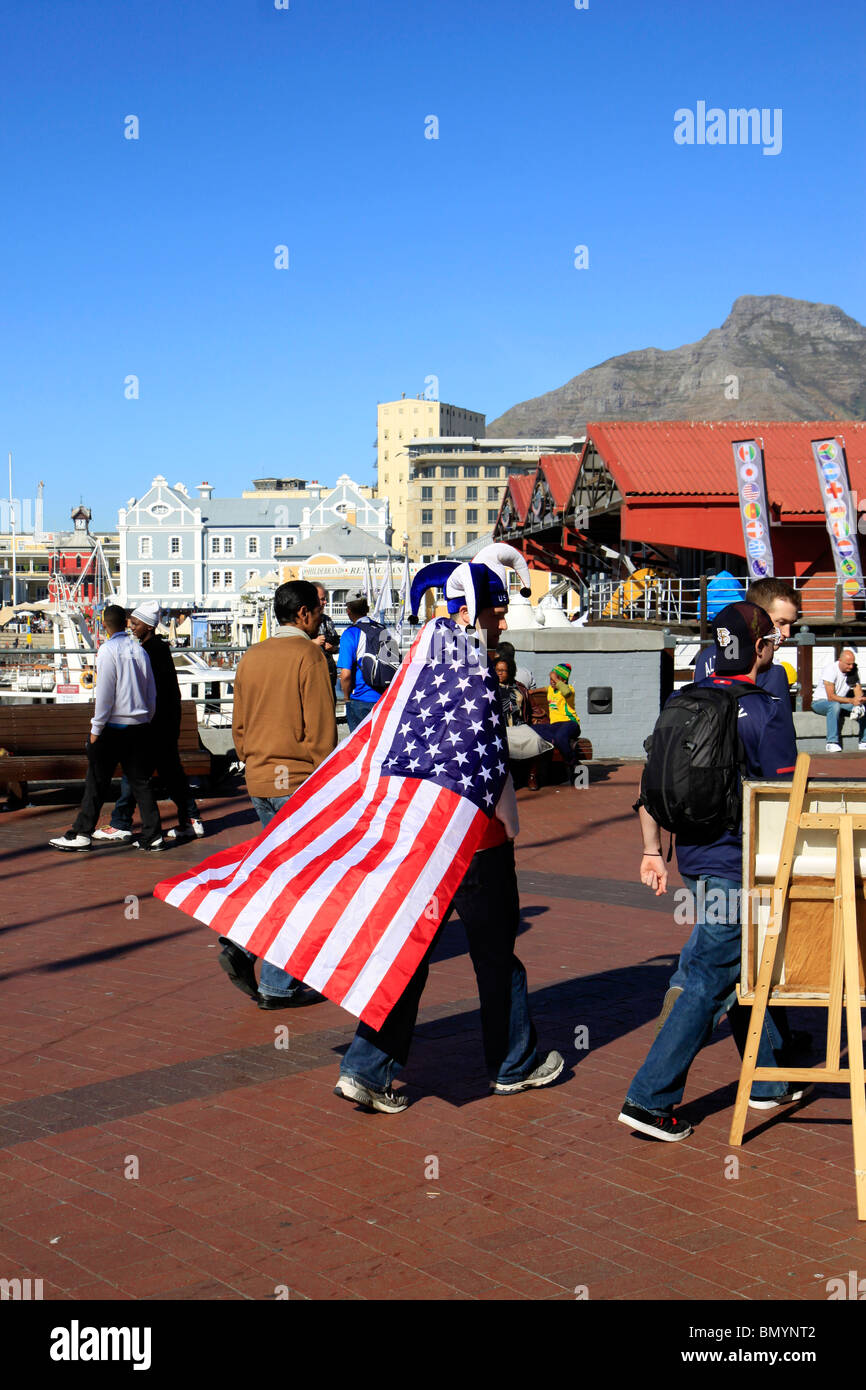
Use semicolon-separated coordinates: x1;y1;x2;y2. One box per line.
618;1100;693;1141
256;990;314;1010
217;938;259;999
334;1075;409;1114
748;1084;813;1111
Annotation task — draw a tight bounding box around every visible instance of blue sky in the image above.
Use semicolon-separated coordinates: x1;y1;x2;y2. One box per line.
1;0;863;529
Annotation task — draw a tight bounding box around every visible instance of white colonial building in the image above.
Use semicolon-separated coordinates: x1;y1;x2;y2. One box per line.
119;474;390;609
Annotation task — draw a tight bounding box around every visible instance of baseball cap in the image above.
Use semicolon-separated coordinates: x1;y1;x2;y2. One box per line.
712;601;775;675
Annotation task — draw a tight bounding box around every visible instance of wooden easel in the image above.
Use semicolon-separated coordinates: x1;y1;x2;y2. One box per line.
729;753;866;1219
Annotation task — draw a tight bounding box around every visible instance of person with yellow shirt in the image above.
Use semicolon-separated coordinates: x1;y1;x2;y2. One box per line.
526;663;583;785
547;664;579;725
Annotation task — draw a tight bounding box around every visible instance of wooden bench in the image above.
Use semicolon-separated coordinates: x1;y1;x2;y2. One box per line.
521;689;593;789
0;701;211;804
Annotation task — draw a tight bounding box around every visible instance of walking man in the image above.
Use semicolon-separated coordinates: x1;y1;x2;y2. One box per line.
338;593;381;732
219;580;337;1008
335;546;563;1113
49;604;163;852
619;602;803;1141
91;601;204;845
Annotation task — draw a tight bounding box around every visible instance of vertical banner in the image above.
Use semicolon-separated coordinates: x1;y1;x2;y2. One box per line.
732;439;774;579
812;437;865;599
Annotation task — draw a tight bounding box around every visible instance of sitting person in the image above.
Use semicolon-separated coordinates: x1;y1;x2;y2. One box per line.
493;640;533;690
530;663;583;783
812;645;866;753
494;655;553;789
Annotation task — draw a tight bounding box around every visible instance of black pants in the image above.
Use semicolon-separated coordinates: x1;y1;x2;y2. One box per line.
111;731;197;831
73;725;162;845
341;840;539;1087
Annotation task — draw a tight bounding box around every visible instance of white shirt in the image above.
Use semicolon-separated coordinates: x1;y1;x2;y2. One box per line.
91;631;157;736
813;661;855;704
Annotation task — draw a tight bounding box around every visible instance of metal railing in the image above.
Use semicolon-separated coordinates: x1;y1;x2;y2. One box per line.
584;575;864;628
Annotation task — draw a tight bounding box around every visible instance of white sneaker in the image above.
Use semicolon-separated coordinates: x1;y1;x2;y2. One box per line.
91;827;132;843
858;743;866;752
165;825;194;841
192;819;205;837
826;743;842;753
49;832;91;851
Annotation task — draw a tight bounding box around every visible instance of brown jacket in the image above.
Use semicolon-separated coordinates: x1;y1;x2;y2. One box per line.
232;626;337;797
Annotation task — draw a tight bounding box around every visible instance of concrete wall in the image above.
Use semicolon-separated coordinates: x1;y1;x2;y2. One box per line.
506;626;670;759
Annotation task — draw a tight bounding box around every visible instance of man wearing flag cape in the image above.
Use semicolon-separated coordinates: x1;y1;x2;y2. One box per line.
155;543;564;1114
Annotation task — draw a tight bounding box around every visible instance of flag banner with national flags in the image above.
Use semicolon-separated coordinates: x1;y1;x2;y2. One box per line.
154;618;508;1028
811;437;865;600
732;439;774;579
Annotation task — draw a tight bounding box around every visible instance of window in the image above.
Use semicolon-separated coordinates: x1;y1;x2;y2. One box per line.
484;466;502;478
421;532;433;548
210;536;221;555
140;570;152;590
223;536;234;556
441;466;458;479
487;486;499;500
170;570;182;590
421;486;433;501
444;509;456;525
247;535;260;557
488;508;499;523
211;570;222;590
272;535;295;556
246;569;257;581
466;531;477;543
170;535;182;556
138;536;152;558
444;486;456;502
466;486;477;501
465;509;477;524
223;572;234;590
421;509;433;525
464;466;479;478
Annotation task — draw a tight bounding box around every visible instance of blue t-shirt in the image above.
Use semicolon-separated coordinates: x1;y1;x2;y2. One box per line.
337;624;379;703
694;646;791;701
674;675;798;883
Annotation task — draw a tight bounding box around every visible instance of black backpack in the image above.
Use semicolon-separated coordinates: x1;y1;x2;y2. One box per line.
355;616;400;694
636;683;763;839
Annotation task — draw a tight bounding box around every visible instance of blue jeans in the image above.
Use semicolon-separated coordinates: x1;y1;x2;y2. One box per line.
340;840;539;1091
671;914;788;1050
243;793;300;998
628;874;789;1113
811;698;864;744
346;696;377;732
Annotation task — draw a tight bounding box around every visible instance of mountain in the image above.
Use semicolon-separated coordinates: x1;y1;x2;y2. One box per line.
486;296;866;437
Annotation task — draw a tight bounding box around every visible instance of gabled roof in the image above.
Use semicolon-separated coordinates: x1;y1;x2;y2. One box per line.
585;421;866;515
538;454;581;508
284;521;400;560
506;474;535;523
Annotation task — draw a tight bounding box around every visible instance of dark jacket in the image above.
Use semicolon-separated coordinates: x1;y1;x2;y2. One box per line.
141;633;182;736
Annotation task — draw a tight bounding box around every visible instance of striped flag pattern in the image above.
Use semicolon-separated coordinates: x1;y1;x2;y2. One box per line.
154;618;508;1028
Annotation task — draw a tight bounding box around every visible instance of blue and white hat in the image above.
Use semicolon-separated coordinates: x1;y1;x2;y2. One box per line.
409;543;531;627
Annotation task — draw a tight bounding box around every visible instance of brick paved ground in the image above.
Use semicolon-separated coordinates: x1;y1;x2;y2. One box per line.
2;757;866;1302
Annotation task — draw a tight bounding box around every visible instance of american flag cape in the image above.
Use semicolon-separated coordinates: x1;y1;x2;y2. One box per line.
153;618;508;1029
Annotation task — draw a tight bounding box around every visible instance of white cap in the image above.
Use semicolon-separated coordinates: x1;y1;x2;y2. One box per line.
131;600;160;627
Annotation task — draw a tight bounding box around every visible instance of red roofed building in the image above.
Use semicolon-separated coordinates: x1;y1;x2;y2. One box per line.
495;421;866;624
